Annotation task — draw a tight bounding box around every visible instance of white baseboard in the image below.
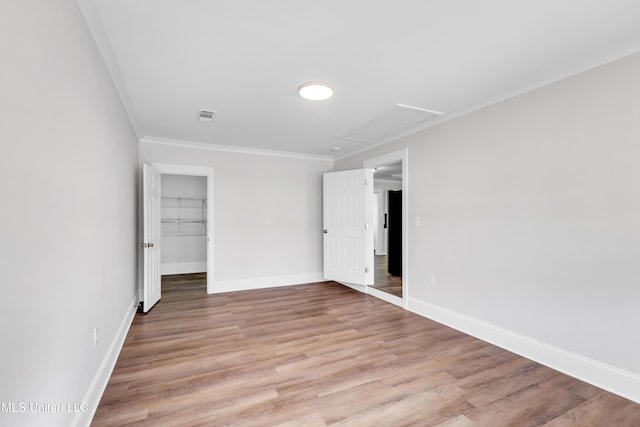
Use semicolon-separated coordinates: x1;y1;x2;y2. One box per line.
161;262;207;275
72;295;138;427
408;297;640;404
213;272;324;293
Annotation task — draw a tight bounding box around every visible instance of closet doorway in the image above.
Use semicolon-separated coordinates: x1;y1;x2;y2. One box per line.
152;164;214;294
161;175;207;273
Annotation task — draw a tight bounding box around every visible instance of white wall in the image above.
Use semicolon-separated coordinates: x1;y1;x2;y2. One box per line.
0;1;139;426
161;175;207;274
336;52;640;402
141;139;333;292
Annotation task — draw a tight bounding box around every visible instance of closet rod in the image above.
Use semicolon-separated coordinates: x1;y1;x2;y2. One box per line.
161;196;206;201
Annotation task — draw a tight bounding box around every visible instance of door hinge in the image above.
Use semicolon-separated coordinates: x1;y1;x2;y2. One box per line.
364;223;369;230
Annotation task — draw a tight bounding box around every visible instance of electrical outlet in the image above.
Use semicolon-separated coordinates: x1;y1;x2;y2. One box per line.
93;328;98;348
429;274;436;285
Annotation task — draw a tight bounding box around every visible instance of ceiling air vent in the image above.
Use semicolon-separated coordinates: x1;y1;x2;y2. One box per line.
198;109;215;123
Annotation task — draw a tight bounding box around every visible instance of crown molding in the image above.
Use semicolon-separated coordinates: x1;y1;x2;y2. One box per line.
140;136;334;162
76;0;141;138
336;38;640;162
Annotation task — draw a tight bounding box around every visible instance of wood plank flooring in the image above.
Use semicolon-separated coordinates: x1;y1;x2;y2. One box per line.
92;276;640;426
371;255;402;298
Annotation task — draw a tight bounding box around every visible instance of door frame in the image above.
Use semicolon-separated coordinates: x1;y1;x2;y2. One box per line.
364;148;408;308
152;163;215;294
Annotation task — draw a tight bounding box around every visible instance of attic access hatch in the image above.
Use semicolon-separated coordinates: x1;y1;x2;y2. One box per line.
338;104;443;143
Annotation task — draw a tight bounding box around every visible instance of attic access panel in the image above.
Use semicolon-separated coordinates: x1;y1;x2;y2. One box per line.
339;104;443;143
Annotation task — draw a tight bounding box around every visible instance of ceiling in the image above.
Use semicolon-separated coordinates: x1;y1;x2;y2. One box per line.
374;162;402;182
82;0;640;159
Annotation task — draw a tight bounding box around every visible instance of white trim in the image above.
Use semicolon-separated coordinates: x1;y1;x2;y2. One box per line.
408;297;640;405
364;148;409;309
161;262;207;275
335;40;640;162
151;163;215;294
73;295;138;427
76;0;140;138
141;136;334;162
215;273;324;293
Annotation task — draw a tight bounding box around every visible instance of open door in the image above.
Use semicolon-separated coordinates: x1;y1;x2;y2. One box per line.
323;169;374;285
142;164;161;312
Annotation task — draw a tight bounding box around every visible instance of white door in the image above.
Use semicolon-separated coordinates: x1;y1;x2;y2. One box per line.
143;164;162;312
323;169;374;285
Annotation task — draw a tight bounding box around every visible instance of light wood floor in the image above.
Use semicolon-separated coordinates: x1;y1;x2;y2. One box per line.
371;255;402;298
93;276;640;426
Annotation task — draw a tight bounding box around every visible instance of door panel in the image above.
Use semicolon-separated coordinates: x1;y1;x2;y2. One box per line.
326;236;342;270
323;169;374;285
345;238;360;272
143;164;162;312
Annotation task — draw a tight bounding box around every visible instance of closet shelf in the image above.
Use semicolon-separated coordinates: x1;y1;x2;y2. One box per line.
162;232;207;237
161;196;207;236
161;219;207;224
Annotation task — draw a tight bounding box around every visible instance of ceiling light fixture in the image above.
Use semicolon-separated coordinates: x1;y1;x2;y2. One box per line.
298;81;334;101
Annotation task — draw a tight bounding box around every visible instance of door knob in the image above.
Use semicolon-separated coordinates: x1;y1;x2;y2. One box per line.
323;229;328;234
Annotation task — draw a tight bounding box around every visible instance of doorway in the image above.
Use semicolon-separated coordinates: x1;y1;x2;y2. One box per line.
142;163;214;307
364;150;408;307
160;174;208;294
371;164;402;299
160;175;207;274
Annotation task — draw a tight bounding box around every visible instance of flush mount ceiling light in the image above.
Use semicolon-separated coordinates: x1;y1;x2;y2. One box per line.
298;81;334;101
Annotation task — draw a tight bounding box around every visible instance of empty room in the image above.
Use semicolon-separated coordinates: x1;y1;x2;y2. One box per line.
2;1;640;426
